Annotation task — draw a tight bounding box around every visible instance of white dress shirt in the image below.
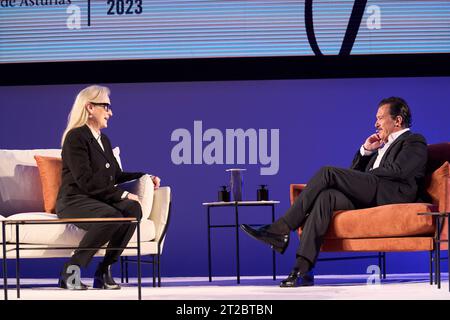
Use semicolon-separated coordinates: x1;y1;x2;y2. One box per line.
360;128;410;169
86;124;104;151
86;124;128;199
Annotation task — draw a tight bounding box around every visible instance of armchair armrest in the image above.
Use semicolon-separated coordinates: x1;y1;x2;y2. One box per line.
439;174;450;244
149;186;171;244
445;173;450;213
290;184;307;205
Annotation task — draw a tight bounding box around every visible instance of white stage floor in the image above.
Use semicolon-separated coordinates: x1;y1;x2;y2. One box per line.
2;273;450;300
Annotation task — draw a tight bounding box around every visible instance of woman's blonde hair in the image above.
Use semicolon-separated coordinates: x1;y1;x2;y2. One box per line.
61;85;111;146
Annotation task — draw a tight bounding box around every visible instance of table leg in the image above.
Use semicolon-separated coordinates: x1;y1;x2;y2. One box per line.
137;221;142;300
271;204;276;281
207;206;212;282
15;224;20;299
2;222;7;301
235;203;240;284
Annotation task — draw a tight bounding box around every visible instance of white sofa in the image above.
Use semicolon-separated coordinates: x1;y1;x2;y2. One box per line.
0;148;171;285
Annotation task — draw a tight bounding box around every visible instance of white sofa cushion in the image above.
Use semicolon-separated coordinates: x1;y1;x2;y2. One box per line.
129;219;156;243
119;174;154;220
7;212;85;245
0;147;122;217
7;212;155;245
0;149;61;216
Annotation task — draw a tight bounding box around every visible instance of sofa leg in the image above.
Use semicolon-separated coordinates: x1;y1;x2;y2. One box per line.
125;256;129;284
378;252;382;280
429;250;434;285
157;254;161;287
120;256;124;284
152;255;156;288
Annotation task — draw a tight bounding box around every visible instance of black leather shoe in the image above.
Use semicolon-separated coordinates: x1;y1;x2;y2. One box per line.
240;224;289;254
58;263;89;290
279;270;314;288
93;264;121;290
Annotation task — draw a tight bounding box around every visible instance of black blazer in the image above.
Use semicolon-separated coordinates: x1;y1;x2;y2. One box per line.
350;131;428;205
56;125;144;209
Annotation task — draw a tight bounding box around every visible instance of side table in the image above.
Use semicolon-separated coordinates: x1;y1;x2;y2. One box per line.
203;200;280;284
418;212;449;291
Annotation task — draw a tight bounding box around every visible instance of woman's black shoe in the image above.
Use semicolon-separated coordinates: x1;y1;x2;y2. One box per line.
93;264;121;290
58;277;89;290
58;262;89;290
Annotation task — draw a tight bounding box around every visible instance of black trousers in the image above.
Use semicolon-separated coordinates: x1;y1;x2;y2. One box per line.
56;195;142;268
282;166;379;266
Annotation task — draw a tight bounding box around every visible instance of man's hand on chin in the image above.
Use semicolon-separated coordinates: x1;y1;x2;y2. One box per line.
363;133;383;151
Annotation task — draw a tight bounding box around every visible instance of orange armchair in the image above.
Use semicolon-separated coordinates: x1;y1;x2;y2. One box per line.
290;142;450;280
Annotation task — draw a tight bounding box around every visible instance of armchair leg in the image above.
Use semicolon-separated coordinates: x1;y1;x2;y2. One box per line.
437;241;441;289
378;252;382;280
429;250;434;285
434;246;438;285
435;217;441;288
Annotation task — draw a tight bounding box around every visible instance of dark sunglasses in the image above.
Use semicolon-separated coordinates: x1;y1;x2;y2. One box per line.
90;102;112;112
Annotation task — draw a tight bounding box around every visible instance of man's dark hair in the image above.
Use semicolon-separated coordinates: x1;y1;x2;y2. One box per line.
378;97;412;128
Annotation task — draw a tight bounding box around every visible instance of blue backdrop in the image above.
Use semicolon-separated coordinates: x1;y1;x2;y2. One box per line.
0;76;449;278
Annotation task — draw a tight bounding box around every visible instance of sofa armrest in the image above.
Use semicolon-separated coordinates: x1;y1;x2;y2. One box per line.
290;184;307;205
149;186;171;243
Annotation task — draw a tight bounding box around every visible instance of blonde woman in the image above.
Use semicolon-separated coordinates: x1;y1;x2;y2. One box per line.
56;85;161;290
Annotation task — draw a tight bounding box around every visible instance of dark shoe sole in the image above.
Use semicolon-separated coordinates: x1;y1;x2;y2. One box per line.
240;224;289;254
280;281;314;288
58;279;89;290
93;279;121;290
271;236;289;254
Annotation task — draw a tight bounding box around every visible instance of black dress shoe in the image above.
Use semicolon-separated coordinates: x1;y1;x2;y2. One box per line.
240;224;289;254
280;270;314;288
93;264;121;290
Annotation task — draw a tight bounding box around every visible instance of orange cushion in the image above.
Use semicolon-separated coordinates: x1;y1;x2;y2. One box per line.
326;203;436;239
34;156;62;214
298;203;437;239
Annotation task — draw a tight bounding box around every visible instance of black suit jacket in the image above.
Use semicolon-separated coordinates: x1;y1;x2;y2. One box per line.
350;131;427;205
56;125;144;209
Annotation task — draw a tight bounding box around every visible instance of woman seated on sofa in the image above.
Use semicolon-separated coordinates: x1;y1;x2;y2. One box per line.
56;85;161;290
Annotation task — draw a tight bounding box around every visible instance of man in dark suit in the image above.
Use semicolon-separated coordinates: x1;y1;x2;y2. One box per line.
241;97;428;287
